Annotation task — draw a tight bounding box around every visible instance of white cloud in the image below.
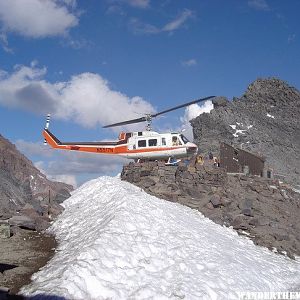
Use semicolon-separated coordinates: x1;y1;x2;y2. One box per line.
59;0;77;9
180;101;214;140
15;139;53;158
35;160;78;187
126;0;150;8
61;37;93;50
109;0;150;9
129;18;159;34
129;9;194;35
181;59;197;67
0;0;78;38
107;0;150;15
0;64;155;129
48;174;78;188
248;0;270;11
106;5;127;15
0;32;13;53
162;9;193;32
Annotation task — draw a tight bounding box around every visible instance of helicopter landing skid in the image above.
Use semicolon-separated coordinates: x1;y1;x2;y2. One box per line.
165;157;181;166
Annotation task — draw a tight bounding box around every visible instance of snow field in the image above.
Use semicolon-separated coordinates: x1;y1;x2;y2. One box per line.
22;176;300;299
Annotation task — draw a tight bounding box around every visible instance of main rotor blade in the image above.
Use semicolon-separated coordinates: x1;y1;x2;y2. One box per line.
102;116;147;128
152;96;215;117
102;95;216;128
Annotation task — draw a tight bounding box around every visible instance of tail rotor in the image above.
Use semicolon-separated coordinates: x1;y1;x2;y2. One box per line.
44;114;51;145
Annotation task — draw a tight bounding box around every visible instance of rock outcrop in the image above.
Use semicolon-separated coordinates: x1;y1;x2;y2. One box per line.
191;78;300;186
122;161;300;259
0;133;73;230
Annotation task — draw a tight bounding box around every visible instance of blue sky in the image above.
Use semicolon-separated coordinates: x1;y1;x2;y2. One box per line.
0;0;299;186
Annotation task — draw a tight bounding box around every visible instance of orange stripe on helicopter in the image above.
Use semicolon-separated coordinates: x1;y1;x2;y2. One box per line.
116;146;186;154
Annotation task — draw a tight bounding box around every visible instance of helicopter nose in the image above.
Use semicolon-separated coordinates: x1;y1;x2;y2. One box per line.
187;142;198;155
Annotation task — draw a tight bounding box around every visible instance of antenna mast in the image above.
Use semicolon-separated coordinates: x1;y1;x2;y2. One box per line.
145;114;152;131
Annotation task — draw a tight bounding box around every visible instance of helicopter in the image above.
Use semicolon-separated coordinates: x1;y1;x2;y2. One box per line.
43;96;215;162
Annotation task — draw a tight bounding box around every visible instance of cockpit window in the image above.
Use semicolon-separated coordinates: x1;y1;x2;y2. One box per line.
172;136;179;146
180;134;189;144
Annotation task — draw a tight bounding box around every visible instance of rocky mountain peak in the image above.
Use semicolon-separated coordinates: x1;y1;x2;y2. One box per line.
243;78;300;106
191;77;300;186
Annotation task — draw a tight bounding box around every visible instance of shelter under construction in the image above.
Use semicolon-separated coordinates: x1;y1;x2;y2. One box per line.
219;142;265;176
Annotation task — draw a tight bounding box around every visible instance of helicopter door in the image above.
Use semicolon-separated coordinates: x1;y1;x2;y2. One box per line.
127;137;136;150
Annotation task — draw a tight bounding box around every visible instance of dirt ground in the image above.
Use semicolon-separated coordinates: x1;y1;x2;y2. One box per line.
0;228;56;299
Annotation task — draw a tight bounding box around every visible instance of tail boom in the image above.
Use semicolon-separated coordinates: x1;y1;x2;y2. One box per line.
43;129;121;154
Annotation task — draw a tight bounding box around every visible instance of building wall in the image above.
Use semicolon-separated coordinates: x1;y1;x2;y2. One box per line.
220;143;265;176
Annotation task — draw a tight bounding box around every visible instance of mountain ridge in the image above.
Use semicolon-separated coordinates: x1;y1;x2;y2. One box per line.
0;133;73;218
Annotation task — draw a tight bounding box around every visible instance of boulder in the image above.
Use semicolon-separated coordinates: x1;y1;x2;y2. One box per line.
35;217;51;232
258;217;270;226
186;188;202;199
272;230;290;241
231;215;251;230
8;215;35;230
54;188;71;204
140;170;151;177
210;195;222;208
21;204;41;220
241;208;252;216
239;199;253;216
205;202;214;210
220;197;232;207
139;178;156;188
212;96;229;108
0;213;12;220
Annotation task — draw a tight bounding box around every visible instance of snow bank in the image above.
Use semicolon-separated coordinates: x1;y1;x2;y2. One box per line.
22;176;300;299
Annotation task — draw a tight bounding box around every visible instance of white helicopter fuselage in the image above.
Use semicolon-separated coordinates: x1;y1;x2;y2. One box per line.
43;129;198;161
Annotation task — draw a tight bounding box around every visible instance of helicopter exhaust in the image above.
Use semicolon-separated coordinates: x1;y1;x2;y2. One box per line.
44;114;51;145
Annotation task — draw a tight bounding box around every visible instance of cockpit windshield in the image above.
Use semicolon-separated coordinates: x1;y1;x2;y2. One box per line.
180;134;189;144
